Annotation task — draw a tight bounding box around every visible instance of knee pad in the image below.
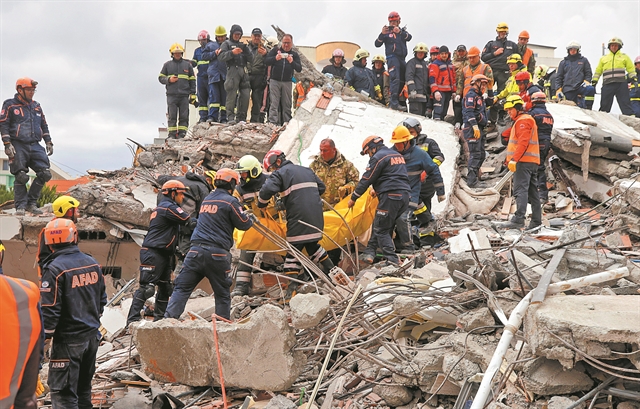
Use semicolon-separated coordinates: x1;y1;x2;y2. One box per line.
142;283;156;299
35;169;52;184
15;170;29;185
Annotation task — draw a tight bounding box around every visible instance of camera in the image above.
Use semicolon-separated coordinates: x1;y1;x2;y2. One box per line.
280;53;290;58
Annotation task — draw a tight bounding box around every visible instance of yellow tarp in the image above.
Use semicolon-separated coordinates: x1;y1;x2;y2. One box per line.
234;193;378;251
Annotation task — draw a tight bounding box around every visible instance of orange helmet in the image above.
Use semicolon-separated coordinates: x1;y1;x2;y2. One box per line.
361;135;384;155
161;180;187;195
519;30;530;39
44;219;78;245
263;149;285;170
214;168;240;184
388;11;400;21
531;91;547;104
16;77;37;90
470;74;489;85
467;46;481;57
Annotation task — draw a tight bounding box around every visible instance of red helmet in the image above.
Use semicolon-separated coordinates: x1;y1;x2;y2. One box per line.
214;168;240;184
197;30;210;41
16;77;37;90
388;11;400;21
515;71;530;82
44;219;78;245
429;46;440;54
161;180;187;195
263;149;285;171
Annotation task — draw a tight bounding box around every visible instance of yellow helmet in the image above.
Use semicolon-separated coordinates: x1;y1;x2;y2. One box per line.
535;64;549;78
354;48;370;60
236;155;262;179
390;125;413;143
413;42;429;53
496;22;509;32
169;43;184;54
52;195;80;218
506;53;522;64
503;95;524;109
608;37;623;48
214;25;227;37
372;54;386;63
204;169;217;184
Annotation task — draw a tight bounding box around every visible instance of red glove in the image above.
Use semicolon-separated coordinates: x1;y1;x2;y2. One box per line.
420;171;427;183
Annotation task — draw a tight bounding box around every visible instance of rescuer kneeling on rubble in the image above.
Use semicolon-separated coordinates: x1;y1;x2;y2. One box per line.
493;95;542;230
349;136;411;266
165;169;253;320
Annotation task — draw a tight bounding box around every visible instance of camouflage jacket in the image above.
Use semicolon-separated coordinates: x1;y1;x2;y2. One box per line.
309;151;360;206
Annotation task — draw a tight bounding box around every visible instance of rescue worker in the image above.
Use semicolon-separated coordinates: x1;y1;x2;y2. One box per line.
231;156;271;297
309;138;360;206
556;42;595;109
258;150;334;297
517;31;536;76
457;46;494;132
593;37;637;115
462;74;490;188
402;117;445;216
37;195;81;277
425;46;440;118
535;65;558;102
219;24;253;124
126;181;193;326
166;169;253;320
265;34;302;125
494;54;529;124
345;49;376;97
527;91;554;204
247;28;269;123
452;45;469;128
482;22;518;95
631;56;640;117
371;55;390;106
1;77;54;215
375;11;412;111
348;136;411;265
390;126;445;252
516;71;542;110
322;49;348;80
493;95;542;230
429;46;457;120
40;219;107;409
159;43;196;139
192;30;212;122
406;43;431;116
202;26;228;123
0;273;42;409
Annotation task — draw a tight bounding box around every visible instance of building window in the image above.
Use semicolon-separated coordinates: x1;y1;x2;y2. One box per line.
2;159;8;171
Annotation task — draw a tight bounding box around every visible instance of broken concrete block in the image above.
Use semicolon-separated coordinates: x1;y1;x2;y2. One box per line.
410;262;451;283
180;295;216;320
265;395;297;409
447;228;491;254
547;396;584;409
372;384;414;407
521;357;593;395
137;151;155;168
555;249;627;281
445;250;511;291
441;355;481;382
289;293;331;330
213;304;306;391
393;295;421;316
456;307;495;332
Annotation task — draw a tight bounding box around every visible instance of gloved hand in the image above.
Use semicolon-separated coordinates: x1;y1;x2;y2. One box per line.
508;160;517;172
36;374;45;396
434;91;442;101
627;76;637;84
482;92;489;100
46;141;54;156
437;194;446;203
591;80;598;87
187;217;197;230
246;211;258;223
409;90;417;99
4;143;16;159
556;89;565;100
338;184;354;198
472;125;481;139
189;94;197;104
420;170;427;183
454;94;461;103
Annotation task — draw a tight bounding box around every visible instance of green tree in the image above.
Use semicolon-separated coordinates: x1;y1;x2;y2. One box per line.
0;185;14;204
37;184;61;208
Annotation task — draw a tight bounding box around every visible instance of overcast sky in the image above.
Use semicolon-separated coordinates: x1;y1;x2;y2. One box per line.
1;1;639;177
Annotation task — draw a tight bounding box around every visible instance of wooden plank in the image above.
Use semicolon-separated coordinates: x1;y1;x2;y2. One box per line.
501;197;512;220
121;380;151;387
531;248;566;304
131;368;153;383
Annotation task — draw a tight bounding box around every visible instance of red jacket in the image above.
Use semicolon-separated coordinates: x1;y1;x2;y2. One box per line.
429;58;457;94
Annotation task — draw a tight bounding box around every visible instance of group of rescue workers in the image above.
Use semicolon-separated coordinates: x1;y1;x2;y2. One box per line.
2;14;640;409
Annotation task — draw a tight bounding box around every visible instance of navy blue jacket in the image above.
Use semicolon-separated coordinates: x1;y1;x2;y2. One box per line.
40;245;106;342
462;87;488;129
265;47;302;82
258;161;325;244
352;146;410;200
393;143;445;207
0;94;51;145
203;40;228;83
375;28;412;60
528;103;554;140
481;37;518;72
142;198;191;251
415;134;445;165
345;60;376;97
192;42;211;78
236;172;268;201
191;188;253;250
556;53;592;93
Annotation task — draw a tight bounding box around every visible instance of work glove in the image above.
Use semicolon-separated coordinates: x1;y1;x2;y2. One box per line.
338;184;354;198
591;80;598;87
507;160;517;173
454;94;461;103
556;89;565;100
246;211;258;223
482;92;489;100
36;375;45;396
46;141;54;156
627;76;637;84
4;143;16;159
409;90;417;99
434;91;442;101
472;125;481;139
420;170;427;183
437;194;446;203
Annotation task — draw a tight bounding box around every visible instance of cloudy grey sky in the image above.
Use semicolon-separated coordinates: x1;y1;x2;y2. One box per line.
1;1;639;177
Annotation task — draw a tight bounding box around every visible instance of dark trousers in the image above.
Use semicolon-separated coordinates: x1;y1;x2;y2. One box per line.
599;81;633;115
165;245;232;320
433;91;452;120
463;127;486;186
283;241;328;274
49;334;100;409
632;99;640;117
13;337;41;409
167;95;189;138
420;180;435;217
127;248;173;324
196;76;209;121
387;55;406;109
408;100;426;116
249;74;267;122
453;99;463;125
225;67;251;122
395;207;416;249
537;137;551;202
208;81;227;122
512;162;542;225
491;69;511;122
364;191;409;264
10;141;50;209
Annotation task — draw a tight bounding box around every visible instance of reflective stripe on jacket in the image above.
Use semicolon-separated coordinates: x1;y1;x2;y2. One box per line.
392;143;444;207
593;51;637;85
429;58;457;93
497;66;530;100
158;58;196;96
202;40;227;83
192;44;211;77
406;56;430;101
506;113;540;164
0;94;52;145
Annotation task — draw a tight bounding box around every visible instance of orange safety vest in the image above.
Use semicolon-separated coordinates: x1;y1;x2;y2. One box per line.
0;275;42;408
462;63;494;97
295;81;314;107
506;114;540;164
522;48;534;68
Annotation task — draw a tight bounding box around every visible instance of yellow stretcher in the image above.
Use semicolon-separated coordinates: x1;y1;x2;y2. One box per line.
234;193;378;251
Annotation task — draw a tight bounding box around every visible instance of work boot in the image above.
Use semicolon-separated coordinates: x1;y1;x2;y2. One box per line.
492;220;525;230
359;253;375;264
26;204;43;215
319;257;334;275
15;208;25;216
231;281;250;297
527;223;542;231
